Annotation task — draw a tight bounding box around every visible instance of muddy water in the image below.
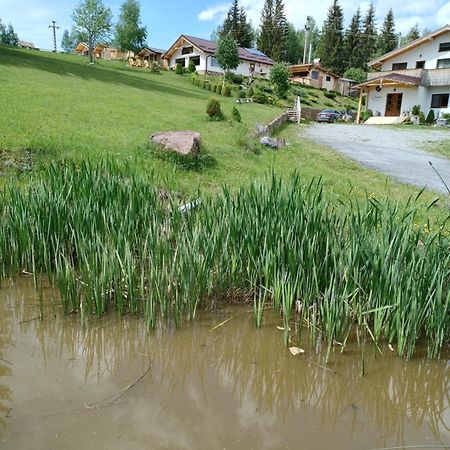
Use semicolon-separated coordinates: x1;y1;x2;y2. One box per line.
0;278;449;450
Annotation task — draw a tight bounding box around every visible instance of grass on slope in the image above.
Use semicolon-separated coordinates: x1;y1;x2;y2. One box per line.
0;46;448;224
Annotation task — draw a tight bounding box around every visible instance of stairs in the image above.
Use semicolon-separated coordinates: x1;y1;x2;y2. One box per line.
286;96;302;123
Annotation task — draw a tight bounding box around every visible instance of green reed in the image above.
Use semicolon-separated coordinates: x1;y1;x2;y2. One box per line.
0;160;449;359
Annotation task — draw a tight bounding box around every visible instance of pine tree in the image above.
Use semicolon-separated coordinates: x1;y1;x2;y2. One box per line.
220;1;253;48
237;7;254;48
257;0;274;57
286;23;301;64
361;3;377;64
378;9;397;55
343;8;364;70
316;0;345;75
406;23;420;42
221;0;239;38
0;19;18;46
272;0;288;61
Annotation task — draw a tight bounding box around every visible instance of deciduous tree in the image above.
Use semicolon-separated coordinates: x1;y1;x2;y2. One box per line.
215;35;240;87
72;0;113;63
115;0;147;53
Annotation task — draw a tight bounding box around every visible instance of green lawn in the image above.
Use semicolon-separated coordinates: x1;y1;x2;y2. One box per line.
0;46;448;223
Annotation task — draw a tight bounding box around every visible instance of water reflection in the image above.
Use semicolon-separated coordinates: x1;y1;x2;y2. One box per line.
1;277;449;449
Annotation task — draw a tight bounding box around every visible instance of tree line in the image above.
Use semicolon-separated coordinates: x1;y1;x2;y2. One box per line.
215;0;428;80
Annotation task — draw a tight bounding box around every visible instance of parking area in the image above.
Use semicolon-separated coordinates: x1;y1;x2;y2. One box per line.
301;124;450;194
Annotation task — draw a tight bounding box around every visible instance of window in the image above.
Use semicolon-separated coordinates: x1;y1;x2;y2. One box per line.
181;46;193;55
437;58;450;69
190;56;200;66
416;61;425;69
326;75;331;82
439;42;450;52
175;58;185;66
311;70;319;80
210;57;219;67
392;62;407;70
431;94;449;108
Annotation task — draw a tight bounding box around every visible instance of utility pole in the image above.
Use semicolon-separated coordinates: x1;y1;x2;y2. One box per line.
48;20;60;52
303;17;311;64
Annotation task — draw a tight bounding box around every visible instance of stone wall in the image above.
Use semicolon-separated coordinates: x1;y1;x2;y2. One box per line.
255;112;290;137
301;108;322;121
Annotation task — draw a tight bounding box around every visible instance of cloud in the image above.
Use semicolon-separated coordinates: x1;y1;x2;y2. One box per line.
198;3;229;22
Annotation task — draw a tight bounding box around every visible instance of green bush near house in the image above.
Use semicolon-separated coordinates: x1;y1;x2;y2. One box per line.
188;60;196;73
175;63;184;75
426;110;435;124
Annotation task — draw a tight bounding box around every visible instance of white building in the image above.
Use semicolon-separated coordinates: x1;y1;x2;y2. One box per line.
356;25;450;122
163;35;274;78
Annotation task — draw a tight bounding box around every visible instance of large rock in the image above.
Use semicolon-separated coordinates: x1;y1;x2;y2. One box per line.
151;131;201;155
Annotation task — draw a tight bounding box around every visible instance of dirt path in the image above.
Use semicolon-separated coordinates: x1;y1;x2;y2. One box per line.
301;124;450;194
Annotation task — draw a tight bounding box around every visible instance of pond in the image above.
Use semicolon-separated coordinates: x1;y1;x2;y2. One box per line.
1;277;449;450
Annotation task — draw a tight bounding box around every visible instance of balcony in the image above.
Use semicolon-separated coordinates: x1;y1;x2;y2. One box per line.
367;68;450;87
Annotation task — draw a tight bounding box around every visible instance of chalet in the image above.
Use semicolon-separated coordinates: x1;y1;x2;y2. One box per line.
74;43;126;59
138;47;166;66
18;40;37;50
290;62;340;91
356;24;450;123
163;35;274;78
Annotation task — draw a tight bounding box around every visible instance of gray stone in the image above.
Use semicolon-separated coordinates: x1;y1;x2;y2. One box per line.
260;136;285;149
151;131;201;155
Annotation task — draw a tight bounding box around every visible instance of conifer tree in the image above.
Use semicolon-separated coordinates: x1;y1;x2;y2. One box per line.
405;23;420;42
286;23;301;64
316;0;344;75
378;9;397;55
257;0;274;57
361;3;377;64
220;1;254;48
343;8;364;70
237;7;254;48
0;19;18;46
272;0;288;61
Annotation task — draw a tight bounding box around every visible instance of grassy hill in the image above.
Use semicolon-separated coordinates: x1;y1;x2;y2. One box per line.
0;46;446;219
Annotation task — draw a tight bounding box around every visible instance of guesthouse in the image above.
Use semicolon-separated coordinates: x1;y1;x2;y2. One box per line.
163;35;274;78
356;24;450;122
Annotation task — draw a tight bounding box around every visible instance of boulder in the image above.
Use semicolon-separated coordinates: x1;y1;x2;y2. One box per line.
151;131;201;155
260;136;285;149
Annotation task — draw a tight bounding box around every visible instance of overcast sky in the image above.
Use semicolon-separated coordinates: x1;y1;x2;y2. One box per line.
0;0;448;51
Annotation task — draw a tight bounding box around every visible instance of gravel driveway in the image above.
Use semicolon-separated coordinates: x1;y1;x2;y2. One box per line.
302;124;450;194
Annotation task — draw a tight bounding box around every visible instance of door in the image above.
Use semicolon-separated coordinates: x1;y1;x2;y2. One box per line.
385;93;403;116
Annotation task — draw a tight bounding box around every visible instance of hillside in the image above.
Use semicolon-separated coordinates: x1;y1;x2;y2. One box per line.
0;46;446;221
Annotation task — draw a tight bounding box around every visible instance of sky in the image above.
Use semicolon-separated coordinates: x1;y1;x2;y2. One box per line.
0;0;449;51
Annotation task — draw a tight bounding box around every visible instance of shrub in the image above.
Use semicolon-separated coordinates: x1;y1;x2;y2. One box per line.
206;98;223;120
216;84;222;95
411;104;421;116
362;110;373;122
232;106;241;122
188;60;196;73
175;63;184;75
324;91;337;99
247;87;254;98
252;90;268;104
150;62;161;73
237;89;245;99
223;84;232;97
426;110;435;124
202;80;209;89
419;111;426;124
270;62;290;98
225;72;244;85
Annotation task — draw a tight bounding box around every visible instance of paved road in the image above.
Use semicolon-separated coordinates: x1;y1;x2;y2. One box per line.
302;124;450;194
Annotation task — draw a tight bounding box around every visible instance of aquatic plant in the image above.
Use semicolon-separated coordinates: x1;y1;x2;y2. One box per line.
0;160;449;359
